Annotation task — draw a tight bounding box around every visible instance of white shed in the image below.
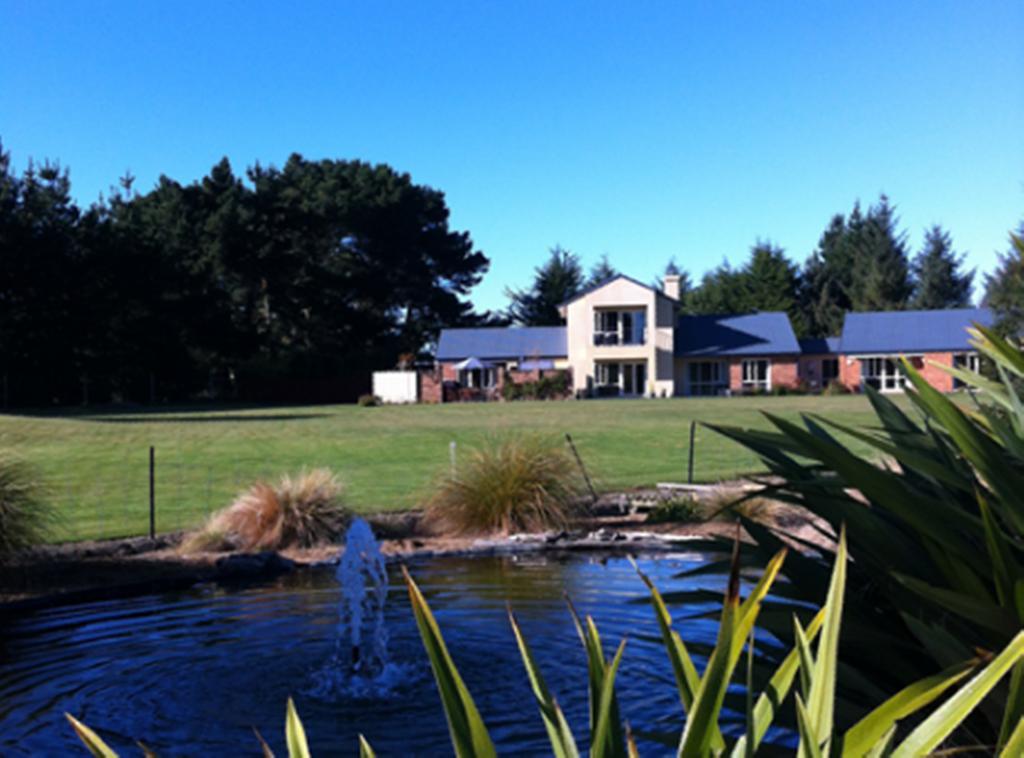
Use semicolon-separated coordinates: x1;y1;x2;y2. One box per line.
372;371;419;404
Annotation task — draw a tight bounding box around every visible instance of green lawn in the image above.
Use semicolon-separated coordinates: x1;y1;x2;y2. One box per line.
0;395;895;542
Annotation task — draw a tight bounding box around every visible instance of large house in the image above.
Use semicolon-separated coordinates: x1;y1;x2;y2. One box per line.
426;274;992;400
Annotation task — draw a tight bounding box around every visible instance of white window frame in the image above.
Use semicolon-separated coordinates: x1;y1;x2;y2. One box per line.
686;361;727;396
458;367;496;389
952;352;980;389
595;361;647;395
741;359;771;392
860;357;905;393
593;308;647;346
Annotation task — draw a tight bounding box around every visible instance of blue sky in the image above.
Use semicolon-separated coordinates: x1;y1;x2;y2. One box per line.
3;1;1022;311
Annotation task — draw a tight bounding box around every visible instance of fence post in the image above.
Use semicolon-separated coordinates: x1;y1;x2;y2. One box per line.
2;373;7;410
149;446;156;539
687;421;696;484
565;433;598;506
449;440;457;480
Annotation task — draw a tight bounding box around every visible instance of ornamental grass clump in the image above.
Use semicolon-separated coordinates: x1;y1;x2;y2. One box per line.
181;468;350;553
427;435;584;535
0;452;54;559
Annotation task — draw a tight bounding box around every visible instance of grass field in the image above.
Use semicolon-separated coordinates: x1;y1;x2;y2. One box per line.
0;395;898;542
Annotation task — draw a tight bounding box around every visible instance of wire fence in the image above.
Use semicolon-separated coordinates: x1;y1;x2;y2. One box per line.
38;424;708;544
43;454;295;543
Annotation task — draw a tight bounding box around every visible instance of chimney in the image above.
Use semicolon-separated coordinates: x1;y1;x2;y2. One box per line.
663;274;681;300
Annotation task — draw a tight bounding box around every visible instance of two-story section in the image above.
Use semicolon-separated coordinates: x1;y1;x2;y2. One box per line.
559;274;679;397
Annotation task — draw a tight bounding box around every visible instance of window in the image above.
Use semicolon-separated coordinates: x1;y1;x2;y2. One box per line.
458;368;496;388
741;359;771;392
595;362;647;395
595;362;619;387
822;358;839;385
861;357;904;392
594;309;646;345
952;353;980;389
687;361;727;396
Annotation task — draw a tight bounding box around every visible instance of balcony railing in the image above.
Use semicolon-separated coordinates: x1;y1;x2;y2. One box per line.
593;330;646;346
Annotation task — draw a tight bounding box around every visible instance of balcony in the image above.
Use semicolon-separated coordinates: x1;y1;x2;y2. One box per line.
593;330;646;346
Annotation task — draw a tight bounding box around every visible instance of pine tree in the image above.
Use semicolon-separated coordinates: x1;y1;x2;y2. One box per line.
685;260;746;314
505;245;585;325
742;240;806;334
798;197;914;337
984;226;1024;337
851;195;913;311
587;254;618;287
910;225;974;309
655;257;692;305
800;213;857;337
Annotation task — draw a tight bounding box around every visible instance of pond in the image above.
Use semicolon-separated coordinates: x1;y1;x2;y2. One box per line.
0;549;764;756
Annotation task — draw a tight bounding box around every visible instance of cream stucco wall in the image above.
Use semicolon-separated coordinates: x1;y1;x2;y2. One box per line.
562;278;677;396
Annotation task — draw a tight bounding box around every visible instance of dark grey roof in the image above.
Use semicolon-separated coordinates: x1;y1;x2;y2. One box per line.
799;337;841;355
839;308;993;354
436;327;567;361
559;274;675;308
675;312;801;357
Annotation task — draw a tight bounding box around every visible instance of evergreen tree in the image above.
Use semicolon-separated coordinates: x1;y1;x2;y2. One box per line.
505;245;584;326
0;143;492;404
685;260;746;314
654;257;692;304
910;225;974;309
800;213;858;337
742;240;806;335
743;241;800;311
984;226;1024;337
798;197;913;336
852;195;913;311
587;254;618;287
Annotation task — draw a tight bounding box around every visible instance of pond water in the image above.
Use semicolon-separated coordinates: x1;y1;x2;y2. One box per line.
0;550;760;756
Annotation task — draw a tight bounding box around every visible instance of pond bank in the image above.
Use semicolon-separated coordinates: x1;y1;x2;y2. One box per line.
0;488;830;615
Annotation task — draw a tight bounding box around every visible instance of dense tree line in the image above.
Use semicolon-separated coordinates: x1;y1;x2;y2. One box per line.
506;194;1004;339
0;143;490;405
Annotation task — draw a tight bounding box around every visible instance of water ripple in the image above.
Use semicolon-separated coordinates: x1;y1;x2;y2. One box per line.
0;550;728;756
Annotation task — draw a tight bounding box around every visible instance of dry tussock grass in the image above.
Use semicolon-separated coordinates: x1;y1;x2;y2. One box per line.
181;468;350;553
426;434;584;535
702;488;791;526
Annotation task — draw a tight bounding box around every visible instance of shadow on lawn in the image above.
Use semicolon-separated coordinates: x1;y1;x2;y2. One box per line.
80;413;332;424
0;402;338;423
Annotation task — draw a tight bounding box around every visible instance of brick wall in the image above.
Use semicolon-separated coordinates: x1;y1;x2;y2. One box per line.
728;360;742;391
772;358;799;389
837;353;957;393
919;352;955;392
419;368;443;403
725;356;799;393
838;356;861;391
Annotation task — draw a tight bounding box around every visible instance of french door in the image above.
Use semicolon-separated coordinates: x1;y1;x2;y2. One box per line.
596;361;647;395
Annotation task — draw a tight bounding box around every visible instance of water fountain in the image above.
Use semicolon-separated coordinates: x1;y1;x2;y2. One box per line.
336;517;389;676
308;517;393;697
